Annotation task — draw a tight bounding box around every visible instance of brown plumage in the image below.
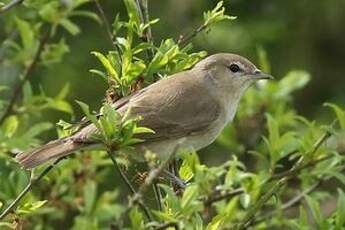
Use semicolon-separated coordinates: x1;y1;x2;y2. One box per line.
16;53;273;169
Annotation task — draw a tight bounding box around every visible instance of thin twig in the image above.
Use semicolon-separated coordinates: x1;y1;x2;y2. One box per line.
121;143;182;224
229;127;334;230
106;150;136;194
134;0;154;59
153;183;162;211
255;181;321;223
0;158;64;220
0;0;24;14
271;155;333;180
162;170;187;190
106;149;152;221
253;166;345;226
271;130;332;180
232;178;287;230
0;31;50;125
93;0;122;62
204;188;244;206
177;23;208;47
131;144;179;204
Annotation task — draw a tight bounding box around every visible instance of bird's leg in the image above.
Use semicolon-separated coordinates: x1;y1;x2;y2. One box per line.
163;169;187;191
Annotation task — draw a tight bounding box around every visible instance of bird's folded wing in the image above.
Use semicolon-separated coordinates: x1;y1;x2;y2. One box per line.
119;71;221;142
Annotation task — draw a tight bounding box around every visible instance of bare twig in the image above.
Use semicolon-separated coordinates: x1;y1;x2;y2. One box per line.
271;129;333;180
204;188;244;206
231;178;287;230
131;145;179;205
0;31;50;125
0;0;24;14
106;148;152;221
93;0;122;62
134;0;154;59
153;183;162;211
121;143;181;224
162;169;187;190
106;149;136;194
177;23;208;47
229;127;334;230
0;157;64;220
255;181;321;223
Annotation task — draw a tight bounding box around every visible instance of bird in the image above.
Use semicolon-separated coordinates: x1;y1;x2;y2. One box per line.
16;53;273;169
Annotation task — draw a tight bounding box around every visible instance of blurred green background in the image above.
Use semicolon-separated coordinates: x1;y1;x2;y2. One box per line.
2;0;345;164
1;0;345;164
1;1;345;228
33;0;345;115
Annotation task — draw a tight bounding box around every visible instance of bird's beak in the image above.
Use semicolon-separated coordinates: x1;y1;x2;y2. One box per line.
251;70;274;80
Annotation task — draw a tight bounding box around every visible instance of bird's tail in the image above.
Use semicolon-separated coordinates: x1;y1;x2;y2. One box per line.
16;138;83;169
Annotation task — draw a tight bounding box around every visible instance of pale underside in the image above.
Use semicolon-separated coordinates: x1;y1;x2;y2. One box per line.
73;70;224;158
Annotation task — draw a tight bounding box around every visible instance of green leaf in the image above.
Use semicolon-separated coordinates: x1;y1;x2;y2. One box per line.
181;185;200;214
203;1;236;26
276;71;311;98
17;200;48;215
123;0;141;27
15;17;35;50
76;101;100;131
336;189;345;228
49;99;73;114
89;69;107;81
2;115;19;137
129;206;144;230
22;82;33;105
324;103;345;129
41;38;70;65
38;1;59;23
91;51;120;82
239;193;251;209
60;18;81;35
70;10;102;24
84;181;97;215
305;195;322;227
133;126;154;134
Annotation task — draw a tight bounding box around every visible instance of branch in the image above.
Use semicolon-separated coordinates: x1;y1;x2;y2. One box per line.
253;165;345;226
120;143;181;224
130;144;179;206
177;23;208;47
255;181;321;223
204;188;244;206
0;31;50;125
153;182;162;211
162;169;187;190
229;127;334;230
0;157;64;220
134;0;154;59
231;178;287;230
93;0;122;62
0;0;24;14
271;129;332;180
106;148;152;221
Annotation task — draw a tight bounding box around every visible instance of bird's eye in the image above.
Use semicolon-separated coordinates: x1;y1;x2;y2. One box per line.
229;64;240;73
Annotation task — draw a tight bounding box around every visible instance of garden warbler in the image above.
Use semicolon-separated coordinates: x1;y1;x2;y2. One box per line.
16;53;273;169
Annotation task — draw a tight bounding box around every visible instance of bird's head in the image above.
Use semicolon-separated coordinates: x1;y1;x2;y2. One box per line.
194;53;273;93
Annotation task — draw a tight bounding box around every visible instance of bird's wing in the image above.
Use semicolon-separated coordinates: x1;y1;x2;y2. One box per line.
118;71;221;142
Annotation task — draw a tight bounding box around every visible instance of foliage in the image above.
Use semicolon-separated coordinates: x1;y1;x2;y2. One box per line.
0;0;345;230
